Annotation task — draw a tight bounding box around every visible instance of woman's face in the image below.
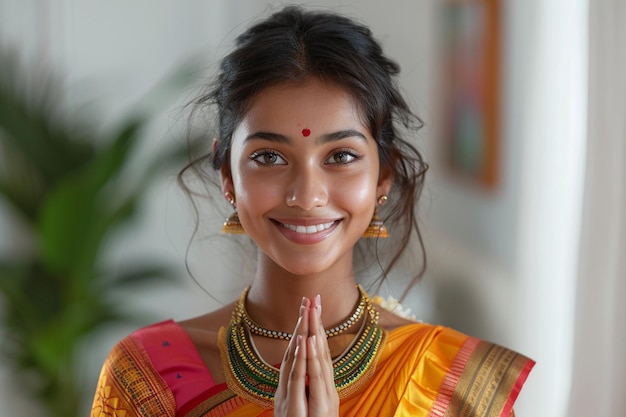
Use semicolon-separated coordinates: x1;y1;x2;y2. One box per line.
223;78;389;276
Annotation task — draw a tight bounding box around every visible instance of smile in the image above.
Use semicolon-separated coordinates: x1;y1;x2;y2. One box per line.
279;221;336;234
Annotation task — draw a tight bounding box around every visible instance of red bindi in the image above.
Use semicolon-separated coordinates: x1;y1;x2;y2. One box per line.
301;128;311;137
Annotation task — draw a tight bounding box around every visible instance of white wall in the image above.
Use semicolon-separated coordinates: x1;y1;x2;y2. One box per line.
566;0;626;415
0;1;603;416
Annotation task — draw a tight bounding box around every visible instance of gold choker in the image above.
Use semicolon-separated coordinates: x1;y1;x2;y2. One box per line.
237;286;367;340
219;286;386;408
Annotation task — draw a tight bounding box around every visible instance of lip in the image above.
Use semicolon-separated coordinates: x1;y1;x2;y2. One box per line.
271;218;342;244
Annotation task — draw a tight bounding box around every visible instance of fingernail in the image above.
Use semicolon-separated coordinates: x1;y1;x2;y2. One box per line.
299;297;307;317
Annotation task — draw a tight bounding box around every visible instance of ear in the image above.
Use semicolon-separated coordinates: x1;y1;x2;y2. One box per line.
214;138;234;196
376;165;393;198
220;164;234;197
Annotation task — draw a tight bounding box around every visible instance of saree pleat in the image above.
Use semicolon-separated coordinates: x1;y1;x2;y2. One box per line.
338;323;466;417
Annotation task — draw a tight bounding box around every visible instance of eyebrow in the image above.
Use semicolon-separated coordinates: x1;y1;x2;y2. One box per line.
245;129;368;144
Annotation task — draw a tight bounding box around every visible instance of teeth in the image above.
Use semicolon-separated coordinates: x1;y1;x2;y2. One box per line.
283;221;335;234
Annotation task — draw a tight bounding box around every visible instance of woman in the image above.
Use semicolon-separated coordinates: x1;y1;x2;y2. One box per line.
91;6;533;417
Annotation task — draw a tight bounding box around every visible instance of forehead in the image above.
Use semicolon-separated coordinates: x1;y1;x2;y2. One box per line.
241;78;367;132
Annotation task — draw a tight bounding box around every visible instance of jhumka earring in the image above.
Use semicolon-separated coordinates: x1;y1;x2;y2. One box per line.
222;192;246;234
362;195;389;238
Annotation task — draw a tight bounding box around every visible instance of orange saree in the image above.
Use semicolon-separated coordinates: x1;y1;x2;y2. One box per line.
91;321;534;417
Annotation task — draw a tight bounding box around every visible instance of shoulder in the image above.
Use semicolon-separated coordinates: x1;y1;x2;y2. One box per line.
177;301;235;334
127;303;235;380
106;320;177;361
92;321;178;416
103;303;235;381
111;302;234;360
384;322;534;379
101;320;186;378
176;301;235;355
386;321;467;347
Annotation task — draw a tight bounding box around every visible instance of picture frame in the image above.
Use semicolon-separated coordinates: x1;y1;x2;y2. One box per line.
440;0;501;189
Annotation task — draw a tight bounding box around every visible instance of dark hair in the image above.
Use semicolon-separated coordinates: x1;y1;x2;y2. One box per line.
180;6;428;293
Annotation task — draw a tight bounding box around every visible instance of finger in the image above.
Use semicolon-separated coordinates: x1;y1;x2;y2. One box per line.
275;298;311;417
306;335;323;397
307;334;340;416
289;334;307;395
275;334;308;417
309;295;336;396
278;297;309;392
298;296;311;338
293;298;310;368
310;295;333;371
286;313;309;407
281;297;309;361
309;294;322;335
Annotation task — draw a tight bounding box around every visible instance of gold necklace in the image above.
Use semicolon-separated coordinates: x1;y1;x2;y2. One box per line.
219;286;386;408
238;286;367;340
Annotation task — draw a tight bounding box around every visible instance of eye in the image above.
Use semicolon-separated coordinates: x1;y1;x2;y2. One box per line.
250;150;287;166
326;150;360;165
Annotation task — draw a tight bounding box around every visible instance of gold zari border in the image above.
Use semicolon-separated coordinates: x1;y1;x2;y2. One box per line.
443;340;532;417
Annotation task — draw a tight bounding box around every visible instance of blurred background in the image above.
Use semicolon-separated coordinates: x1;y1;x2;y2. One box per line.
0;0;623;416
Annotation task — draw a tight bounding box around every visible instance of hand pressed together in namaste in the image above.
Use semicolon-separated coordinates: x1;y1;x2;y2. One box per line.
274;295;339;417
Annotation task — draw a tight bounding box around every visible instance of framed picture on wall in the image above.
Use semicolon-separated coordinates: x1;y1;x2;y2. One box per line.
440;0;501;189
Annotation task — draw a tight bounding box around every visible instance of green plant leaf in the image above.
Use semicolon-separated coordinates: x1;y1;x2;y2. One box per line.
37;174;101;275
0;55;94;183
83;118;144;191
0;142;45;223
0;261;40;345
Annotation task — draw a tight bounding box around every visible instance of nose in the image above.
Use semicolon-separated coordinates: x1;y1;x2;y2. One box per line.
285;165;329;210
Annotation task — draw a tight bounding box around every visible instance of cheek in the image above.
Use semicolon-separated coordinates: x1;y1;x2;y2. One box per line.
331;170;379;208
240;183;280;206
232;168;282;214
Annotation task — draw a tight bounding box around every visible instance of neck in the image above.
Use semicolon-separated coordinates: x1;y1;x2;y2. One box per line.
245;253;361;334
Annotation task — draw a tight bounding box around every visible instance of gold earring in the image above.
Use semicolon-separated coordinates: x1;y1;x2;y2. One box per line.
222;192;246;234
362;195;389;238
